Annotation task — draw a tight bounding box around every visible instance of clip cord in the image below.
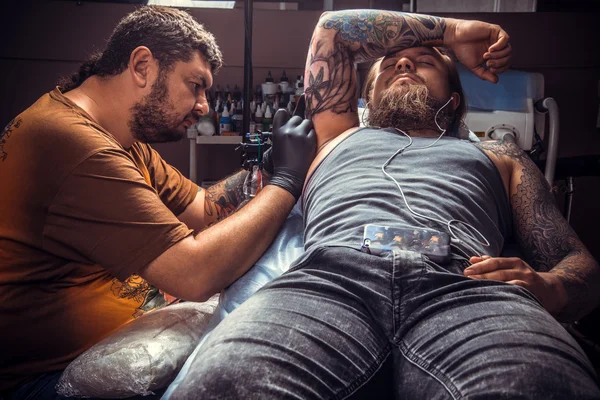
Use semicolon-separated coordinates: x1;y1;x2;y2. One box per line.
257;134;261;163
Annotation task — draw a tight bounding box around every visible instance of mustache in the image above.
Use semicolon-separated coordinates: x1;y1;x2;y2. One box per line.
385;71;426;87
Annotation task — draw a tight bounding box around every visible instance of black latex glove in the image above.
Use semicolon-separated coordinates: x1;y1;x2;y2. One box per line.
267;108;316;200
262;95;307;175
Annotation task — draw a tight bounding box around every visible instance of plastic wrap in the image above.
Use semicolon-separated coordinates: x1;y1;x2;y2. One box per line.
56;296;218;398
163;202;305;397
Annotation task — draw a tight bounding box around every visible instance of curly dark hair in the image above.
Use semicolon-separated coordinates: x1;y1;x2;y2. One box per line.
59;6;223;92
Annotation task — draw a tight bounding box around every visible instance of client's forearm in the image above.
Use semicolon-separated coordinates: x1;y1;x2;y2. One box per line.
316;10;449;63
305;10;453;119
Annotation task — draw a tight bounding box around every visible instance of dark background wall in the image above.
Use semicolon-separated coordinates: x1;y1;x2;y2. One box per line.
1;1;599;259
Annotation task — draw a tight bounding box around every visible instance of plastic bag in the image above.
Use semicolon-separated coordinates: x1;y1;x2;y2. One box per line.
163;202;305;397
56;296;218;398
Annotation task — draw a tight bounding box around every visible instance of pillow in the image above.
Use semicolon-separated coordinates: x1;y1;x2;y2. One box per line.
56;297;218;398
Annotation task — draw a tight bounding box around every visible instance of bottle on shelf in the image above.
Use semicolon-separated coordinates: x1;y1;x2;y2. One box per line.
265;70;274;83
214;98;223;134
233;85;242;102
287;95;296;115
254;106;263;132
214;84;222;103
220;105;234;136
294;75;304;105
230;100;237;133
262;71;276;106
226;92;233;114
255;84;263;104
279;70;289;88
233;100;244;135
263;105;273;132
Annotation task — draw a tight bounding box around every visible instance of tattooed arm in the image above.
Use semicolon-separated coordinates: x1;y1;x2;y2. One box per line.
465;140;600;322
305;10;510;142
178;169;249;232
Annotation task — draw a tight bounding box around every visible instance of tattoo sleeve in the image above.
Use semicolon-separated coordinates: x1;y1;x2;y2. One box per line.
203;169;249;227
477;140;600;321
305;10;446;119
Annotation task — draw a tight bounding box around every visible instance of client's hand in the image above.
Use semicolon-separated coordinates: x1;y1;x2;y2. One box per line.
444;19;511;83
266;109;316;200
464;256;567;316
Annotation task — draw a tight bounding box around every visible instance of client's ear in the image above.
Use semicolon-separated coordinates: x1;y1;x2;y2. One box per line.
450;92;461;111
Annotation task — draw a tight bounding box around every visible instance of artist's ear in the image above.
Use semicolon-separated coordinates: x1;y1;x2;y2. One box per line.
128;46;157;89
450;92;461;111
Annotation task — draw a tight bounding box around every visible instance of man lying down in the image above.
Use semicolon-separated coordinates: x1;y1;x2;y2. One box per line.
165;9;600;399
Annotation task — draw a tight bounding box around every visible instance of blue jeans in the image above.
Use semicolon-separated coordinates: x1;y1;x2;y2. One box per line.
165;246;600;399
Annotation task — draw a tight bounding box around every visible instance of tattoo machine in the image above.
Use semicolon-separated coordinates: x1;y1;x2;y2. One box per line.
239;132;272;171
238;132;271;200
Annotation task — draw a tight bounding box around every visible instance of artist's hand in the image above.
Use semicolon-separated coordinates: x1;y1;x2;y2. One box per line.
262;95;308;175
267;109;316;200
464;256;567;316
444;19;511;83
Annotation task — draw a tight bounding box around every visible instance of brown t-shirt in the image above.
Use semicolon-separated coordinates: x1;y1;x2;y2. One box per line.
0;87;198;391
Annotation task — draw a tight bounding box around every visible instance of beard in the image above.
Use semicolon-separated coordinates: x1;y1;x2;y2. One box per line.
129;72;187;144
367;80;455;134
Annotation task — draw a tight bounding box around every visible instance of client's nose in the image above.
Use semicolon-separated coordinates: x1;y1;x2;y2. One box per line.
395;57;414;72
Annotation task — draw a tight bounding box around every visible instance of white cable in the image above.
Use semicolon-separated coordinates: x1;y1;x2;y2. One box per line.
378;97;491;258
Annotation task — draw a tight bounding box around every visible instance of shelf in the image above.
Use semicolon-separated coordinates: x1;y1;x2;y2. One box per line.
195;136;242;145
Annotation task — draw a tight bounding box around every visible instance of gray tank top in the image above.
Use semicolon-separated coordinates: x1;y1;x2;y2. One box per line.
302;128;512;258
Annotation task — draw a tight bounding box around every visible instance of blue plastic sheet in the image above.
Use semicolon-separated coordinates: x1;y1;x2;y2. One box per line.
457;63;531;112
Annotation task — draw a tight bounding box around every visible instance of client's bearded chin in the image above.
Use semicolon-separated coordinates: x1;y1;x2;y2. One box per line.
367;84;454;134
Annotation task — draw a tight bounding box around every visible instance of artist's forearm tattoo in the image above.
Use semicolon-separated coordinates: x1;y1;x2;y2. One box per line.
203;170;249;226
477;140;600;320
305;11;446;119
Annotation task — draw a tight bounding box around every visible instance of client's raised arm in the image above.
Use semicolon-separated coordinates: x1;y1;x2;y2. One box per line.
305;10;511;138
